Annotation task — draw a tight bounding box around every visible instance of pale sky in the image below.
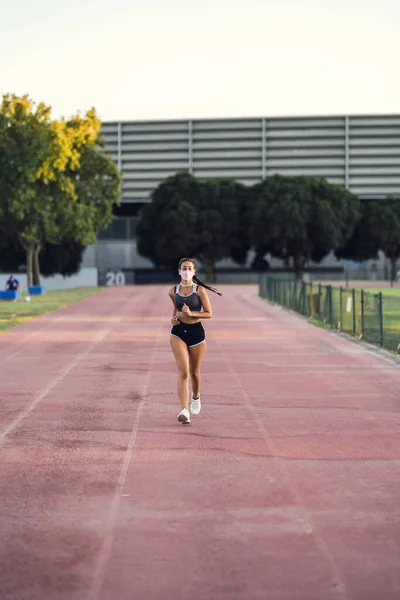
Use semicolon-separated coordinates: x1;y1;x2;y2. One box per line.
1;0;399;122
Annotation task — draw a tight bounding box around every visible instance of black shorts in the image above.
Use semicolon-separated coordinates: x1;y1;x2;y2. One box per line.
170;321;205;348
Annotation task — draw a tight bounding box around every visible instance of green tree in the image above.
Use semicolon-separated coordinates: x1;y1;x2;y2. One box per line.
38;239;86;277
374;197;400;282
193;178;246;280
0;232;86;277
335;199;380;263
0;231;25;272
0;94;121;287
64;134;121;250
136;172;244;278
0;95;55;286
251;174;361;278
213;179;251;268
137;172;199;270
337;197;400;282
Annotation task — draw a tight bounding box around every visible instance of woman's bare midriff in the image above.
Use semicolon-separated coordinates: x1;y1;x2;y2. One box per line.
177;315;201;325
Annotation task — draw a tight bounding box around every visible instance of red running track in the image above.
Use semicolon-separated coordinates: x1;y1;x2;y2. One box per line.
0;285;400;600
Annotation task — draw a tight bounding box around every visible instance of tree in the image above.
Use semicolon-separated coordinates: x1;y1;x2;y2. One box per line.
39;239;86;277
214;179;251;268
335;199;380;263
0;94;121;287
64;133;121;249
137;172;199;270
250;248;271;271
0;231;86;277
0;231;25;272
336;197;400;282
192;178;246;279
369;198;400;281
250;174;361;278
0;95;56;286
136;172;244;278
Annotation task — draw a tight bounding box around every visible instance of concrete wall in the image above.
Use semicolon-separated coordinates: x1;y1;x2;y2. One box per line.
0;268;98;292
82;242;151;270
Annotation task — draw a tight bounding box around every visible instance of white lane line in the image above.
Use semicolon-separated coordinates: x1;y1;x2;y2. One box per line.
0;294;140;446
87;322;162;600
0;329;108;446
213;330;348;599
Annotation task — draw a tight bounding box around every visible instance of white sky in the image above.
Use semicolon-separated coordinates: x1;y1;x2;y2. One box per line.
1;0;399;121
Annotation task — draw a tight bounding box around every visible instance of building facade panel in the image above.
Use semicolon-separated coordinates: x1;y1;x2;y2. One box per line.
193;140;261;149
266;138;345;148
122;161;188;171
266;128;345;139
266;118;345;128
193;119;261;130
122;191;148;199
122;122;188;132
267;157;344;168
193;130;262;140
122;179;169;188
194;159;262;169
267;147;345;157
193;149;261;159
101;114;400;204
121;142;188;151
350;156;400;165
349;117;400;126
351;186;400;195
122;152;188;161
350;167;400;175
350;137;400;146
193;169;262;179
266;167;345;179
121;132;188;142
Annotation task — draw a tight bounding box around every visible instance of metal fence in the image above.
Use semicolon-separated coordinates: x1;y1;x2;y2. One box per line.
259;275;400;354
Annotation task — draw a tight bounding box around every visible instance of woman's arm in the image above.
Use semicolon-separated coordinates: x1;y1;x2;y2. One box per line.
169;286;179;324
181;287;213;319
168;286;177;312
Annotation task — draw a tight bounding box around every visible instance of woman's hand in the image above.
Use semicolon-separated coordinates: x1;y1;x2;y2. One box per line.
171;315;179;326
181;303;193;317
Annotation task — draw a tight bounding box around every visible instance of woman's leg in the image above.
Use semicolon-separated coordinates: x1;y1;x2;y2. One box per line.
189;341;206;399
170;336;190;410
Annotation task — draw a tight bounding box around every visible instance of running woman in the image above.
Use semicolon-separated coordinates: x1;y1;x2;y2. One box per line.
169;257;222;424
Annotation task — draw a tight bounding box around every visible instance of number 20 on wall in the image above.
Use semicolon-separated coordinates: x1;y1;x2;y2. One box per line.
106;271;126;286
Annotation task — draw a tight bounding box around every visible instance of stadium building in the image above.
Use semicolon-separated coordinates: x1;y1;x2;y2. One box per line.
81;115;400;281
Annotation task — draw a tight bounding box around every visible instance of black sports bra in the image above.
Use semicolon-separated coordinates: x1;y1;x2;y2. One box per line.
174;283;203;312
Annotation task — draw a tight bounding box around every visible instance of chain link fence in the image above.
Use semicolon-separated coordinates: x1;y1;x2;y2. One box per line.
259;275;400;354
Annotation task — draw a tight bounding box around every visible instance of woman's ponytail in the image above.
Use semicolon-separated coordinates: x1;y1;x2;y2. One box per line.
193;275;223;296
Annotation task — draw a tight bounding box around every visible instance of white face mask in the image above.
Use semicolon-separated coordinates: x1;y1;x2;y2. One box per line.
179;270;194;281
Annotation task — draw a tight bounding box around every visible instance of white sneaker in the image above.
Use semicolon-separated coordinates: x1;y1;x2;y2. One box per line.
190;395;201;416
177;408;191;424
